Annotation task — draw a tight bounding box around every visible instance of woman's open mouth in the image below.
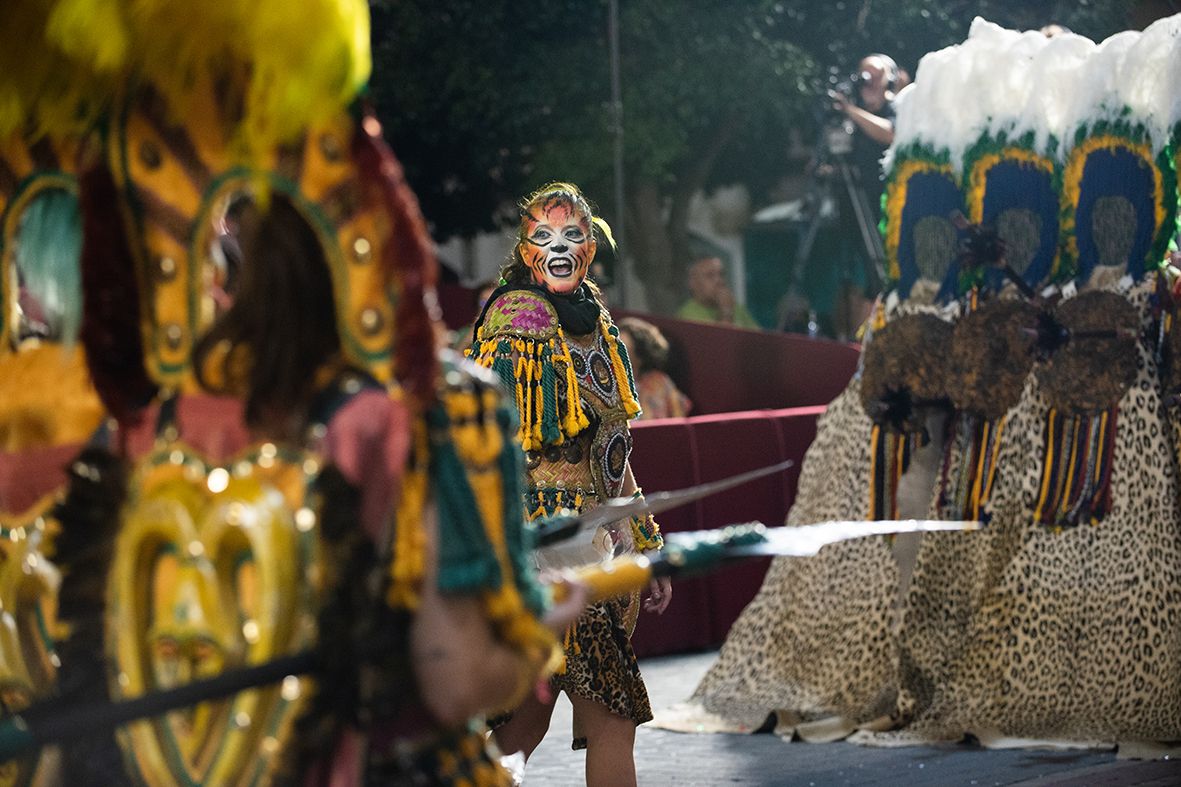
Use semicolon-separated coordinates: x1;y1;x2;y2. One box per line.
547;258;574;278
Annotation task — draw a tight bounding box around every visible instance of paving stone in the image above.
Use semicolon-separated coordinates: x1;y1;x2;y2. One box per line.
520;651;1181;786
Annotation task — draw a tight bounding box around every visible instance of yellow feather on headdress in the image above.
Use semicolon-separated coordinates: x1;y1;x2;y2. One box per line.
21;0;371;161
47;0;130;73
0;0;120;138
142;0;369;161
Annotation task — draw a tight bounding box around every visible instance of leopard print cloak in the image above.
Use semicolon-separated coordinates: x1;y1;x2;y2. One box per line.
657;279;1181;749
658;380;907;739
876;275;1181;746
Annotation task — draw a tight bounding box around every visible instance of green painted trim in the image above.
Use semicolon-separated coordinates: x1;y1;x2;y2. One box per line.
1060;117;1178;281
0;172;79;352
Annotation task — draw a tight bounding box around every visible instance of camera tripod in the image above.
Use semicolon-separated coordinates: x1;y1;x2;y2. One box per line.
780;126;888;338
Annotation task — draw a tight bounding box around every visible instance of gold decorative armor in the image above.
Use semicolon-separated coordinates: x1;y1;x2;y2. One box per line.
110;78;398;391
108;437;324;785
0;131;105;785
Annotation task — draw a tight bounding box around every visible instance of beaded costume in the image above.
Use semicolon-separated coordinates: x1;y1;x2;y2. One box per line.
0;130;106;785
472;283;662;748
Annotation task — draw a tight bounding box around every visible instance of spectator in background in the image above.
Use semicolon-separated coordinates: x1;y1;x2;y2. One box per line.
618;317;692;419
676;256;760;329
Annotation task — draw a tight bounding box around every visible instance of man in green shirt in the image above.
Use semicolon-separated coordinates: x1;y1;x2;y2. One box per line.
675;256;761;329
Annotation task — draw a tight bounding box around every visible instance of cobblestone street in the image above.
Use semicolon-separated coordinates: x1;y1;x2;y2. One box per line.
522;652;1181;786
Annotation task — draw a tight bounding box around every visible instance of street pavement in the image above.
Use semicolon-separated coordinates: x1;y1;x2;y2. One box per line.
521;651;1181;786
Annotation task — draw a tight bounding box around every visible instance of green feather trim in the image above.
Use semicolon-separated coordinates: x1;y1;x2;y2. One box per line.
961;129;1064;286
427;403;502;594
881;144;959;295
1060;116;1178;280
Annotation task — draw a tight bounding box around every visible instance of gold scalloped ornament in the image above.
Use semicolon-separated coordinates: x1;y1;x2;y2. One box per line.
110;78;396;392
108;440;322;785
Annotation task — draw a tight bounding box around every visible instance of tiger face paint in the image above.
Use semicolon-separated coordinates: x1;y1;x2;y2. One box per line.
518;198;596;295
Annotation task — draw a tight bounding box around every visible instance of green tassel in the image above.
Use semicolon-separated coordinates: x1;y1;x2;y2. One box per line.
665;524;768;573
498;402;548;616
539;342;560;445
491;339;516;393
428;403;502;594
14;188;83;345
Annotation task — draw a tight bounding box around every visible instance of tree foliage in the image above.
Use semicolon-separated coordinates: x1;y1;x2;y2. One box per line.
370;0;1157;309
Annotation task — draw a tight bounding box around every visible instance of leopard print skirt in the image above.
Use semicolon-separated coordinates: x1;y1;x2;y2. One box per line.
554;596;653;750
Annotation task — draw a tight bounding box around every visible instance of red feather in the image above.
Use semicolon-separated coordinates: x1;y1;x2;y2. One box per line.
78;163;157;424
350;110;439;409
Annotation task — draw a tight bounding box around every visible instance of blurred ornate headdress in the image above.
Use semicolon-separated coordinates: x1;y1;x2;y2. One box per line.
24;0;439;415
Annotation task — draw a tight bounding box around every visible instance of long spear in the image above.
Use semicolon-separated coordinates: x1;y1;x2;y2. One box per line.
534;458;795;546
0;517;977;760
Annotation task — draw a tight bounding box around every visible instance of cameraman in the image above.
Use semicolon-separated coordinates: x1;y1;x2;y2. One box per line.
830;53;898;219
797;53;897;338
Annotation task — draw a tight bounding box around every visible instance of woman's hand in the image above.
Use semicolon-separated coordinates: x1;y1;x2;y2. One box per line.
829;88;851;114
643;576;672;614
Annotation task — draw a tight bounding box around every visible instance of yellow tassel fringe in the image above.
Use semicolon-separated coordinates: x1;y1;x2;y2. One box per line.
472;330;589;452
386;419;429;611
600;321;640;419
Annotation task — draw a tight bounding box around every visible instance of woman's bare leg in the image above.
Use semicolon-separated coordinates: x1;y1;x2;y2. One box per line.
492;691;556;760
570;694;637;787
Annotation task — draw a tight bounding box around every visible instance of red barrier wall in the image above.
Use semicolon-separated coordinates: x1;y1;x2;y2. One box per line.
628;406;827;658
437;284;859;414
614;311;859;414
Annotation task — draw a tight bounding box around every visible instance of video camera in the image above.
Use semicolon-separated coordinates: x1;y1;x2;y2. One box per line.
815;69;862;158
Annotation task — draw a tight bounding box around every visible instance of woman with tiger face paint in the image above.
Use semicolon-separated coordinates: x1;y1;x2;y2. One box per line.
519;192;597;294
470;183;670;786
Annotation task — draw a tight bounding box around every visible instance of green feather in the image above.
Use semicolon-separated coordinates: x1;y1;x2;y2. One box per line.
428;403;502;594
13;187;82;345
